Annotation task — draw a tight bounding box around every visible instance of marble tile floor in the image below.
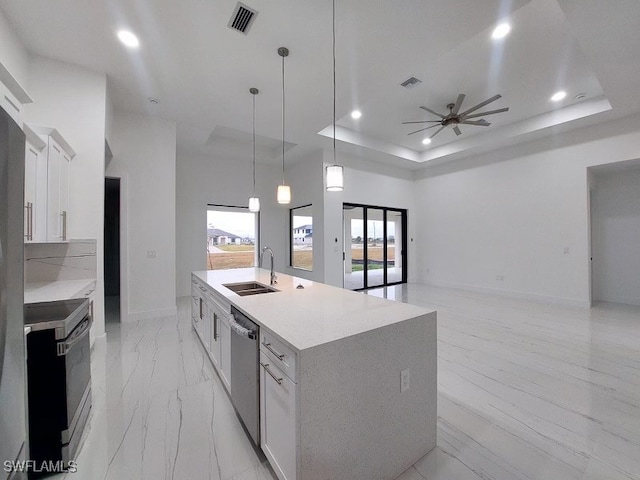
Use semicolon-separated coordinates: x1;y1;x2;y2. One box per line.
52;285;640;480
372;285;640;480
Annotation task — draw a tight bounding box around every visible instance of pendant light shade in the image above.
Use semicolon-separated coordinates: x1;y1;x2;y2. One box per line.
248;87;261;212
326;0;344;192
277;185;291;204
248;197;260;212
325;164;344;191
277;47;292;205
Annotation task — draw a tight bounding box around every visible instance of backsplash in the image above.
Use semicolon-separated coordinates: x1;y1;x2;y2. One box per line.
25;239;97;283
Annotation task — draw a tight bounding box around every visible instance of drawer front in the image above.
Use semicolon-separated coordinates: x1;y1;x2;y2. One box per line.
260;332;297;383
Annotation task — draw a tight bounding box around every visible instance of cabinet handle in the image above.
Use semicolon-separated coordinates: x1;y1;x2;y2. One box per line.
262;342;285;361
62;211;67;241
213;312;219;340
24;203;33;240
260;362;283;385
199;298;203;320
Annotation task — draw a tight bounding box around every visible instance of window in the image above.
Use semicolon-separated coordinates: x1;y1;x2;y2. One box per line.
290;204;313;271
207;206;258;270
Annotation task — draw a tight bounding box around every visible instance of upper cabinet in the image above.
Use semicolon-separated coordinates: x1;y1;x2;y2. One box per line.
24;124;76;243
0;62;33;127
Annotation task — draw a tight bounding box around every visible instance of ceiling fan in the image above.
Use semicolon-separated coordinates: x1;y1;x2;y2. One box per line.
403;94;509;140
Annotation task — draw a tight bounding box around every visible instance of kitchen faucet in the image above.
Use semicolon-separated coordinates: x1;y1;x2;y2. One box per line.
260;246;277;285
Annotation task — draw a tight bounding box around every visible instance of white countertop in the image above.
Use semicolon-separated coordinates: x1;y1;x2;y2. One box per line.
25;279;96;304
193;268;434;352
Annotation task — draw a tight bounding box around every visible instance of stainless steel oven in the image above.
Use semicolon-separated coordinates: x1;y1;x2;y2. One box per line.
24;298;92;471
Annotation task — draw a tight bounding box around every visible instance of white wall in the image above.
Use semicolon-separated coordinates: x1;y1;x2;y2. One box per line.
414;114;640;306
0;8;29;87
24;55;107;339
323;151;418;288
591;166;640;305
175;150;285;297
107;111;177;320
284;151;325;282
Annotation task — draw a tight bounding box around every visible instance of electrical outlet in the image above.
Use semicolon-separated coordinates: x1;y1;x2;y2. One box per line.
147;250;157;258
401;368;410;392
496;274;504;281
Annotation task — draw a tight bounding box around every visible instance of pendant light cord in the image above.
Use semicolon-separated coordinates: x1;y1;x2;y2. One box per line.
252;93;256;195
333;0;336;164
282;53;286;184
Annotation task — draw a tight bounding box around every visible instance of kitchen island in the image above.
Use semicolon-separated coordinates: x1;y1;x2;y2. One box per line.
191;268;437;480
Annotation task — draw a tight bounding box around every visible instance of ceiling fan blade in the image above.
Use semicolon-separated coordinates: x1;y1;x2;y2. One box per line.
419;106;446;119
459;120;491;126
430;125;447;139
459;94;502;117
401;120;442;125
451;94;466;115
462;107;509;120
407;124;441;135
453;126;462;136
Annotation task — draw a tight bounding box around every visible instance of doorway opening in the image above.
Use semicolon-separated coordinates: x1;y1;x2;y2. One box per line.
104;177;121;323
206;205;259;270
589;162;640;306
343;203;407;290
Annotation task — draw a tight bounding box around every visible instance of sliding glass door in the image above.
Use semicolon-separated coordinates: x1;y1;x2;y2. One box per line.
343;203;407;290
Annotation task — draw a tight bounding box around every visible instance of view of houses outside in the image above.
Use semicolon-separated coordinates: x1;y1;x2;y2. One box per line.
207;209;257;270
291;207;313;270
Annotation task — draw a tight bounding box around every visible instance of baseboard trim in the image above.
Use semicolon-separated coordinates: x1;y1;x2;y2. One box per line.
423;279;590;308
124;306;178;322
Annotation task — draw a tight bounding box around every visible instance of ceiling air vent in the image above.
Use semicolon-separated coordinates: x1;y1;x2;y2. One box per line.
228;2;258;35
400;77;422;89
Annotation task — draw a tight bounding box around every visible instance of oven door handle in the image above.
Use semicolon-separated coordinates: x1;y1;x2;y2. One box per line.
57;315;93;356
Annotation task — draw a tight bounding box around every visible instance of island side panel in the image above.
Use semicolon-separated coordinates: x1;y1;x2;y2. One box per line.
297;311;437;480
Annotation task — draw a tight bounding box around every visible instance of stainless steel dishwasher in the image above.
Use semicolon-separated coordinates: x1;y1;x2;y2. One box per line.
229;306;260;445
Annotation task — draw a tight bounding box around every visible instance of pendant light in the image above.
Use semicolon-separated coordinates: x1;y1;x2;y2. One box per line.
277;47;292;205
248;88;260;212
325;0;344;192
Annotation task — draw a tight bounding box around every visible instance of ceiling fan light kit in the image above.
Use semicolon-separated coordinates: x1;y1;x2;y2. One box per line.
404;93;509;141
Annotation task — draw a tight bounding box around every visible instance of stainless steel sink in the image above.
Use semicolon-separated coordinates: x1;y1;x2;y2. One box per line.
223;282;278;297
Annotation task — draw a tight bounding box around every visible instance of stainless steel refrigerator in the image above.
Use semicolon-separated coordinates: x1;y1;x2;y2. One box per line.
0;106;27;479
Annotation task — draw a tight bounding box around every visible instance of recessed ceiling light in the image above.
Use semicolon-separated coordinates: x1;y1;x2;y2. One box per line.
351;110;362;119
422;138;432;145
117;30;140;48
550;91;567;102
491;23;511;40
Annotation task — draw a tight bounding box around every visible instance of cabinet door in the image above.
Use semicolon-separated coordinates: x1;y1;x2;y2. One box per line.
219;316;231;389
46;139;62;241
24;144;38;242
208;303;221;368
260;351;297;480
59;153;70;240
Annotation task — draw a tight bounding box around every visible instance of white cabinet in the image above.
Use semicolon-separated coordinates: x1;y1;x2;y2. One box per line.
190;275;232;392
207;297;221;368
259;350;297;480
23;125;47;242
24;125;75;243
206;292;232;390
218;314;231;388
